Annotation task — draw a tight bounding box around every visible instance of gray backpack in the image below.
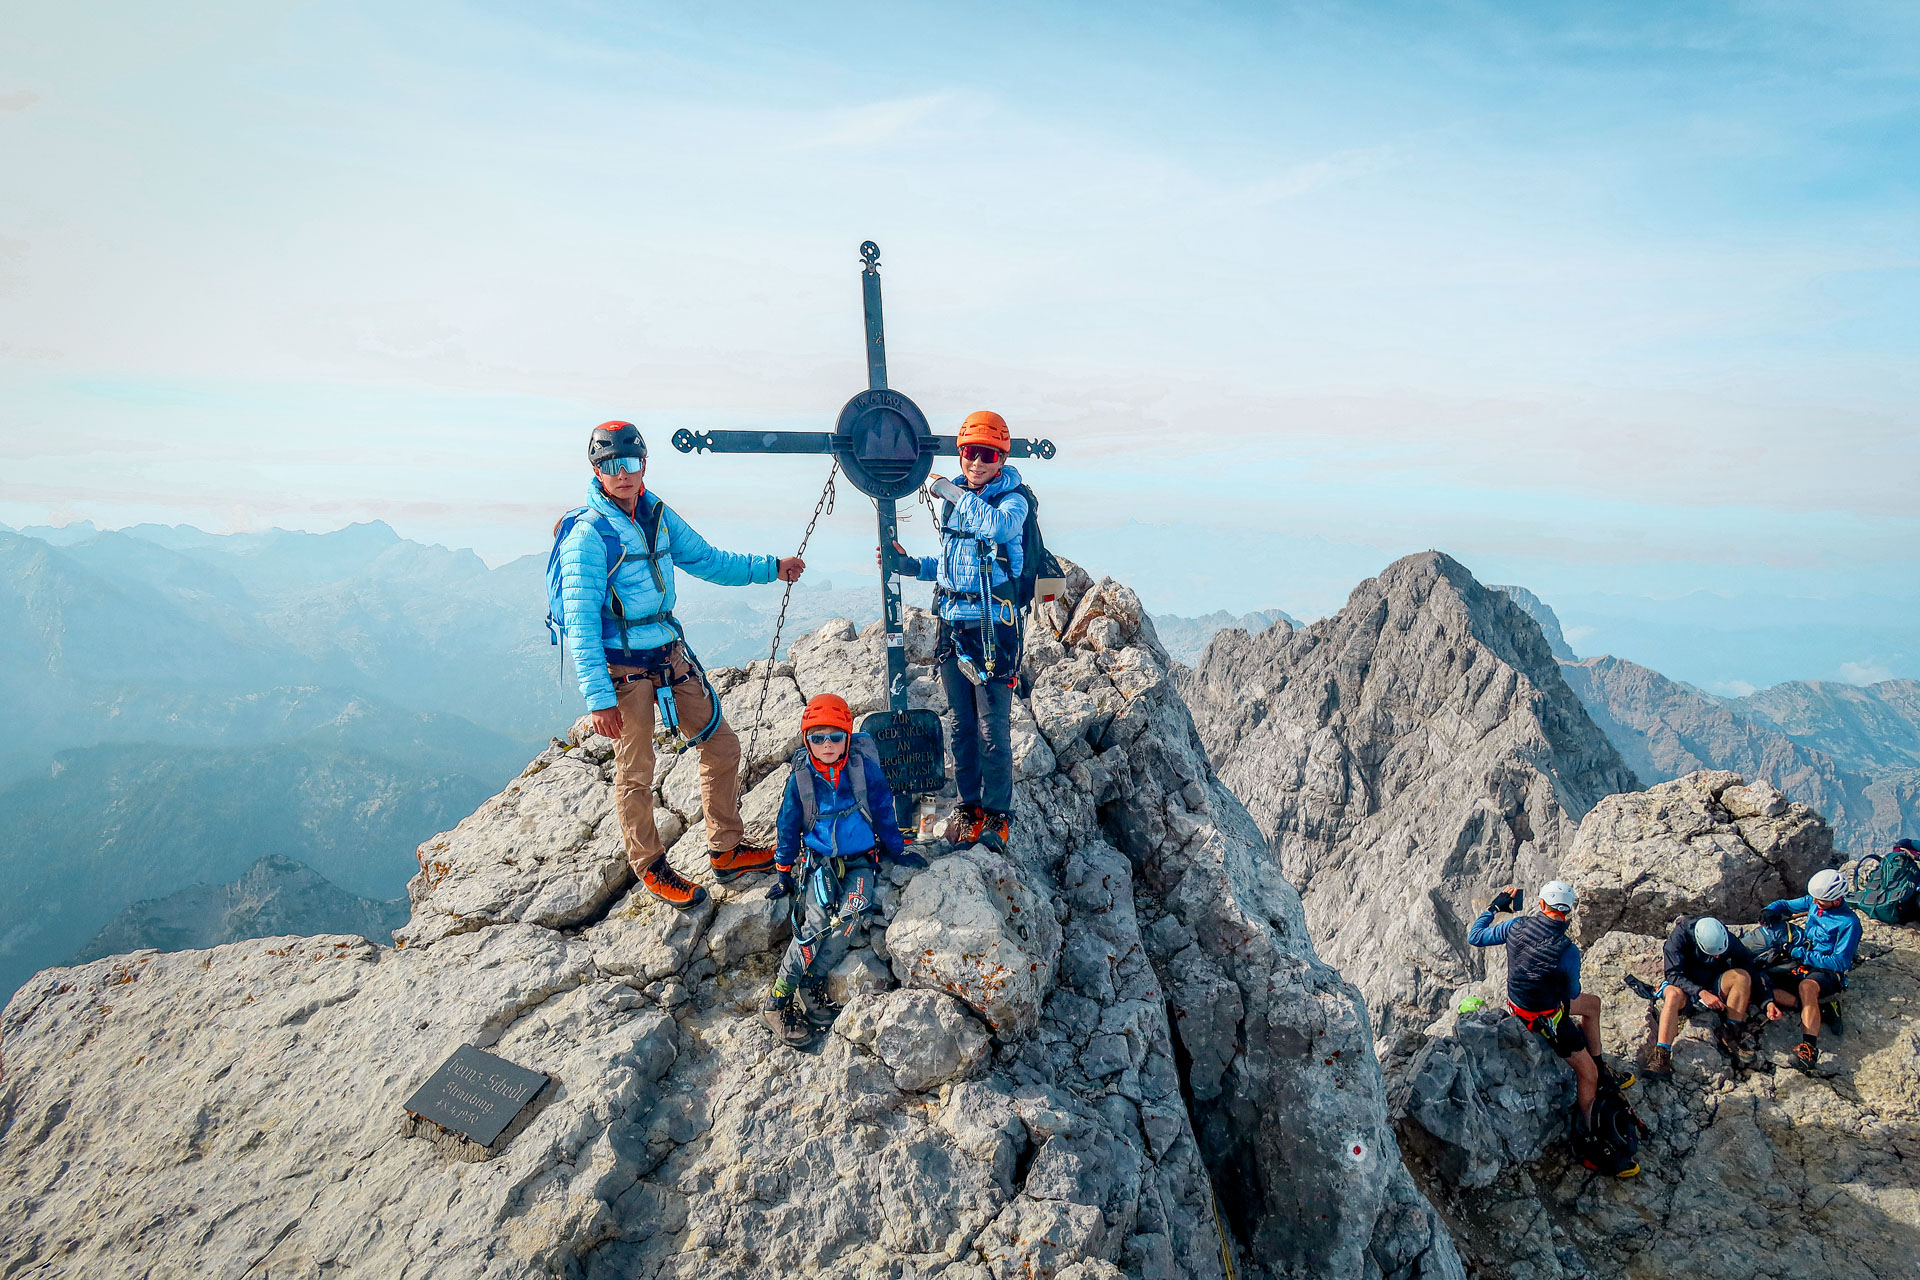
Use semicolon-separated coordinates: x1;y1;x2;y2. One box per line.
790;733;885;830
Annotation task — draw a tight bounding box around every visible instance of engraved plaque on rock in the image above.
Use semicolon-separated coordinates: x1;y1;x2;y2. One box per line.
860;708;946;797
403;1044;548;1148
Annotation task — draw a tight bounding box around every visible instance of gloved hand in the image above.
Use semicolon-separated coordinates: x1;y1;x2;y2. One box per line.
1760;904;1787;926
928;476;965;504
892;849;929;870
1490;887;1518;913
767;869;796;900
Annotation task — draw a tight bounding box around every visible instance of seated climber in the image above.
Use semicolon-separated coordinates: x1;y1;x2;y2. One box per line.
1640;916;1768;1075
1470;880;1637;1175
1762;869;1861;1070
762;694;923;1047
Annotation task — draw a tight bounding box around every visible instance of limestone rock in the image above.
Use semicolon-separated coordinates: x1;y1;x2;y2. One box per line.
1566;770;1836;944
887;846;1063;1034
1179;551;1639;1060
838;988;991;1091
1;567;1460;1280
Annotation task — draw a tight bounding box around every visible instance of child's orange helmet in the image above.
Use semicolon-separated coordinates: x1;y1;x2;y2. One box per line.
800;694;853;737
956;410;1010;454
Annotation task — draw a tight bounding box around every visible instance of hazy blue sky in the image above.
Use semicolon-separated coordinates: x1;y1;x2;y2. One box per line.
3;2;1916;686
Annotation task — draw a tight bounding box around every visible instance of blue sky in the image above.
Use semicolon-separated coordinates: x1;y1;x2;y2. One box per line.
2;2;1916;687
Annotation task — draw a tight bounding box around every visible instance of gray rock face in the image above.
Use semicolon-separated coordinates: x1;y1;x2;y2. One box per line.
1152;608;1298;666
69;854;407;964
1180;552;1639;1060
1566;770;1836;944
1;574;1460;1280
1488;584;1576;661
1396;919;1920;1280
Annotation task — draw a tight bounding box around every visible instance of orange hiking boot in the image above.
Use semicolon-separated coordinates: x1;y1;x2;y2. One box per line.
642;860;708;911
945;804;988;846
981;811;1011;850
710;845;776;883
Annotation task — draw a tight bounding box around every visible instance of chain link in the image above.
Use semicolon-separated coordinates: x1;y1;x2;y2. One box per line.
740;463;838;790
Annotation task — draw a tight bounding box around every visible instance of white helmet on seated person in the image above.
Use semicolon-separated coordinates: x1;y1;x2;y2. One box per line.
1693;917;1730;956
1808;869;1846;904
1538;880;1577;914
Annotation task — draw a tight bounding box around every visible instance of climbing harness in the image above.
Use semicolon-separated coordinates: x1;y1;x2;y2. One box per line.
740;463;839;790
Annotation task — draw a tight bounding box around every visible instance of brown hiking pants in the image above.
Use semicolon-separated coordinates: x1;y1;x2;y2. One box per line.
609;650;743;873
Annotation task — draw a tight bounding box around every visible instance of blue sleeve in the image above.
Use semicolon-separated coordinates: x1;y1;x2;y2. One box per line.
948;488;1027;545
1768;896;1812;916
663;505;777;587
914;555;938;583
865;756;905;858
776;774;804;869
1834;917;1861;972
1466;907;1512;948
1560;943;1582;999
559;521;616;711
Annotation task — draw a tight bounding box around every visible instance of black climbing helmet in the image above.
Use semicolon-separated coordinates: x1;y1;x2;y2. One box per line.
589;420;646;473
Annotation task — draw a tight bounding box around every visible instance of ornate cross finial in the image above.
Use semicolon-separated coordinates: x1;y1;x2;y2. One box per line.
860;241;880;276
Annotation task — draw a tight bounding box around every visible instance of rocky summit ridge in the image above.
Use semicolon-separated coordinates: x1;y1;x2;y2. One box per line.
0;565;1461;1280
1179;551;1640;1062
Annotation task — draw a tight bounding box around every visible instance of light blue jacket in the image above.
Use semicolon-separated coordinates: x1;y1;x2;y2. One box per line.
559;481;777;711
1764;895;1862;973
912;464;1028;625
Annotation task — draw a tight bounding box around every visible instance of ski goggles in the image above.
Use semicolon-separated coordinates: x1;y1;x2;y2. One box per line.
805;730;848;746
595;455;643;475
959;444;1004;464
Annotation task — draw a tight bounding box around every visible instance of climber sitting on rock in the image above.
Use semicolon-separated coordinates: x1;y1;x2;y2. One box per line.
1639;916;1769;1075
762;694;924;1048
1470;880;1636;1171
1762;869;1861;1070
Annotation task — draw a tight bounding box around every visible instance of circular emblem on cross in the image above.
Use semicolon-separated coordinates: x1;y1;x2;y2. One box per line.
834;388;934;499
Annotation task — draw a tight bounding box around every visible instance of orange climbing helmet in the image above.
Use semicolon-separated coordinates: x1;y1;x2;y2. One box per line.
800;694;853;737
957;410;1010;455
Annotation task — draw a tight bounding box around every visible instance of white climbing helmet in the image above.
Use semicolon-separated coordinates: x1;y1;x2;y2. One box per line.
1538;880;1578;913
1809;869;1846;903
1693;917;1730;956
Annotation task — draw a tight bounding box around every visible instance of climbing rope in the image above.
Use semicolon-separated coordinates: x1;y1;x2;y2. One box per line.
740;462;838;793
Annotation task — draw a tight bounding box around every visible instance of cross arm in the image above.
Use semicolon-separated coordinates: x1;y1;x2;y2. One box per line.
929;436;1056;460
671;429;837;455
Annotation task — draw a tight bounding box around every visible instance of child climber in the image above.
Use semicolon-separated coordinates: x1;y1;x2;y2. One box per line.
763;694;924;1046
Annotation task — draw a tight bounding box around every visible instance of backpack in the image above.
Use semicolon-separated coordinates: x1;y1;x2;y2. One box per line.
941;483;1067;611
790;733;885;831
1582;1081;1648;1172
1852;847;1920;924
544;497;672;651
1739;919;1803;968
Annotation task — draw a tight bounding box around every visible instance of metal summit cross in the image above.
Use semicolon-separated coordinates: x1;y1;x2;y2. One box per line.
672;240;1057;798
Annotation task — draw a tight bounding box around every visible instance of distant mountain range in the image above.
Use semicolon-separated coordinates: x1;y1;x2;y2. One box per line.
1492;586;1920;854
70;855;407;965
1151;608;1300;665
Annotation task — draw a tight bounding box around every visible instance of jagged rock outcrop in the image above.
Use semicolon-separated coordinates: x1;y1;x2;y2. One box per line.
1179;552;1638;1060
1;569;1461;1280
1395;910;1920;1280
1488;585;1576;662
1565;771;1836;944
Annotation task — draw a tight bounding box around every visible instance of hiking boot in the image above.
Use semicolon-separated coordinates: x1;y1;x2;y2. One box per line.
980;811;1011;850
641;861;708;911
1637;1043;1673;1077
945;804;988;846
1712;1019;1744;1060
1794;1039;1819;1071
710;845;776;883
798;976;842;1028
1821;1001;1844;1037
763;995;815;1047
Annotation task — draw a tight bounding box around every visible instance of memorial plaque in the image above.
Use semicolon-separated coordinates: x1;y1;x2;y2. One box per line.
403;1044;549;1147
834;387;934;500
861;708;946;796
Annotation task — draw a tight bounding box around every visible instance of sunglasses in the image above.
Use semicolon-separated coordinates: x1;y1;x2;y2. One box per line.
806;730;848;746
597;455;643;476
959;445;1004;464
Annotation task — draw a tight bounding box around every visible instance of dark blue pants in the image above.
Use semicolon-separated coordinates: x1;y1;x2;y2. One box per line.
940;654;1014;815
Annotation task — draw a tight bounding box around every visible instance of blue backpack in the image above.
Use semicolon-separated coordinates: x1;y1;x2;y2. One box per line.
544;498;671;651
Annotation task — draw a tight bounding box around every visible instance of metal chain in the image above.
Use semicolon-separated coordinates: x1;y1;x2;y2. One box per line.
740;462;838;791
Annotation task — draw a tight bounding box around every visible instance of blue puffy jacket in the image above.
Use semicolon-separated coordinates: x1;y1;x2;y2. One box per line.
776;751;904;870
1764;895;1862;973
913;464;1028;625
558;481;778;711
